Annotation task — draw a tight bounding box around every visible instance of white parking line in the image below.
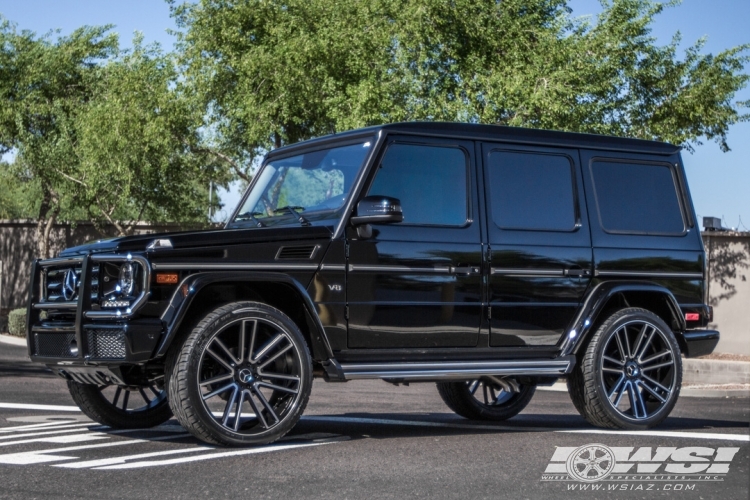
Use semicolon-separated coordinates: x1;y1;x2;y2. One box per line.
95;439;344;470
0;420;84;433
0;425;98;441
0;433;190;465
54;446;213;468
0;433;110;448
303;416;750;442
0;403;80;412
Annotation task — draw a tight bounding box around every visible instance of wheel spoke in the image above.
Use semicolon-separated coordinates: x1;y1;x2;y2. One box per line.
213;337;239;365
602;366;624;374
636;327;657;362
206;347;235;372
631;324;649;362
639;379;667;403
247;320;258;363
633;382;648;418
245;389;269;429
258;343;293;369
233;390;245;431
468;380;480;395
613;329;627;363
640;350;671;366
256;381;299;395
221;386;239;426
642;360;674;371
202;382;236;401
149;385;161;397
199;372;234;387
258;371;299;382
121;389;130;410
613;379;629;407
252;334;286;364
138;388;151;404
607;374;626;400
253;387;280;424
642;373;671;394
482;382;489;405
237;320;248;364
603;355;624;367
621;326;632;358
112;387;122;407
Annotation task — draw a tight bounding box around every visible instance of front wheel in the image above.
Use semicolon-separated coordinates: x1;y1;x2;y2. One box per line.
437;377;536;421
568;307;682;430
166;301;312;446
67;378;172;429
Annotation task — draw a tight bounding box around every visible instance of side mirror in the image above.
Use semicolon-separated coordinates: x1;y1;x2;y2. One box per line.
350;196;404;225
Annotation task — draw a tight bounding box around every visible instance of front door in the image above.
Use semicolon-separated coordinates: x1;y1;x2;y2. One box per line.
346;136;483;348
480;143;593;347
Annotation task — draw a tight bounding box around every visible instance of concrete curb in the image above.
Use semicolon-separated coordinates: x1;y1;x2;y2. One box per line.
0;334;27;347
538;381;750;398
683;358;750;385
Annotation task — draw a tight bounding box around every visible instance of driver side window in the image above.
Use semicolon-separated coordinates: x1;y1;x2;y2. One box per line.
367;143;469;226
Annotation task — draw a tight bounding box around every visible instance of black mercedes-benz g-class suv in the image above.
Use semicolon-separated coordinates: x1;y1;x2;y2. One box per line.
26;122;719;446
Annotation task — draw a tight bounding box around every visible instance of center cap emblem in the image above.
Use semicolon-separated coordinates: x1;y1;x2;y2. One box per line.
62;268;78;301
625;363;639;377
238;368;254;384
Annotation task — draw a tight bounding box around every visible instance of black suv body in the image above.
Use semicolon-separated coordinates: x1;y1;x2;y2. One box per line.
26;122;719;445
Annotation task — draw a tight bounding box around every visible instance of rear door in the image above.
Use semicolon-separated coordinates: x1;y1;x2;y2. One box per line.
481;143;593;347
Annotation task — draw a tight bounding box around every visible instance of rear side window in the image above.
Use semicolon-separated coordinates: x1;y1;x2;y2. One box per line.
487;151;577;231
590;160;685;234
367;144;469;226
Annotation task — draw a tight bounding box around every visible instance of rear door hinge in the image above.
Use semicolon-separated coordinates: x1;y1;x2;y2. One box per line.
345;305;349;321
487;306;492;320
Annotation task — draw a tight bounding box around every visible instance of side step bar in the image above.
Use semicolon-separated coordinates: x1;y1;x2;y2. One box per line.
328;355;576;382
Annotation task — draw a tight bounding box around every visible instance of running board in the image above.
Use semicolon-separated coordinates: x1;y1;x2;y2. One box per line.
334;355;576;382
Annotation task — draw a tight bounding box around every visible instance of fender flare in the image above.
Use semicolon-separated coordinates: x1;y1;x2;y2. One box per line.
153;272;334;361
558;281;686;356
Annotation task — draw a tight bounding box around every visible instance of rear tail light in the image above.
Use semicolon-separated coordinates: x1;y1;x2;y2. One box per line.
685;313;700;321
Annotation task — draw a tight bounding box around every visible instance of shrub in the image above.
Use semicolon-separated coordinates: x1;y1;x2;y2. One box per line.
7;308;26;337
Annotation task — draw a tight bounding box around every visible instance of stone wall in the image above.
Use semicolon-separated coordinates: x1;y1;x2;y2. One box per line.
703;232;750;355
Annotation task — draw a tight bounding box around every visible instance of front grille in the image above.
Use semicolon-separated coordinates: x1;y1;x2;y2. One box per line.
33;332;77;358
44;264;99;303
86;329;126;359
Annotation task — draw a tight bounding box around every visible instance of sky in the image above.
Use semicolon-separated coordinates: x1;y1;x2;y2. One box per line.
1;0;748;228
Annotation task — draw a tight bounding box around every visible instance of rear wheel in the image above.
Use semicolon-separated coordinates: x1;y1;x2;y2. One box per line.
166;301;312;446
67;378;172;429
437;377;535;421
568;307;682;429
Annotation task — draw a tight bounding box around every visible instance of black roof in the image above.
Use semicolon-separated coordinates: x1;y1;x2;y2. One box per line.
268;122;680;159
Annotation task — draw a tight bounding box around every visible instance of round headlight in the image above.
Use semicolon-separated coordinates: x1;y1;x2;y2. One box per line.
118;262;136;296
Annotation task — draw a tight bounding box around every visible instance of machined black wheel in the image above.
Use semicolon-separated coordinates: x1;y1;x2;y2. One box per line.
437;377;536;421
67;378;172;429
568;307;682;429
167;301;312;446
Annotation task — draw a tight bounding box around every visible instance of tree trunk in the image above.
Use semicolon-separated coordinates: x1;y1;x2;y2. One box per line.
36;189;60;259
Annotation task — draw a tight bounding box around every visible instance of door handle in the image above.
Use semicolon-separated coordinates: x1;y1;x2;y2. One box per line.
451;266;480;275
565;267;591;277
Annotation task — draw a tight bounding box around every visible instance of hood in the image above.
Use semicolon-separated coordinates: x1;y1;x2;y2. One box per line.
58;225;334;257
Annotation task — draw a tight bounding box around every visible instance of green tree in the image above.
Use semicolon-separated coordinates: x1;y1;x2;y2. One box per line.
172;0;748;173
0;20;223;257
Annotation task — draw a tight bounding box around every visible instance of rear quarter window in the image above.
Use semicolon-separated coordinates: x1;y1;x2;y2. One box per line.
590;159;686;235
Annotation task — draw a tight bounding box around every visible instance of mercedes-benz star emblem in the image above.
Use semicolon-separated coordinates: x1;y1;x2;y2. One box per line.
62;268;78;301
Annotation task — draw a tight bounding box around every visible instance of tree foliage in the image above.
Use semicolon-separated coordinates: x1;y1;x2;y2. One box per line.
172;0;748;176
0;20;222;257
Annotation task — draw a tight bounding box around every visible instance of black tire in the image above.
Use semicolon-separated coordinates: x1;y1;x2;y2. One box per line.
568;307;682;430
67;379;172;429
166;301;312;446
437;378;536;421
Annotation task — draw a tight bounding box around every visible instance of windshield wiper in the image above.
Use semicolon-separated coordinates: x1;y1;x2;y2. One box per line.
273;206;311;226
235;211;266;227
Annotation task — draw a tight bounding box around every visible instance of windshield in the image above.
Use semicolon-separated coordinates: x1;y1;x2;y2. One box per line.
230;140;373;227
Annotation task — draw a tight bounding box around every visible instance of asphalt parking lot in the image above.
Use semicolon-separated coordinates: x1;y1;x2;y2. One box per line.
0;340;747;500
